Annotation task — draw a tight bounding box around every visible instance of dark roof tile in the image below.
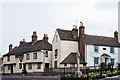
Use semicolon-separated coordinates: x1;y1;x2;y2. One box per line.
82;34;120;47
60;52;85;64
57;29;78;41
4;40;52;56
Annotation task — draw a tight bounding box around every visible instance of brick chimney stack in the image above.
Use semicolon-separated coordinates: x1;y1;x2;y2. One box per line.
72;25;78;39
43;34;48;42
114;31;118;40
9;44;13;51
32;31;37;43
79;22;85;36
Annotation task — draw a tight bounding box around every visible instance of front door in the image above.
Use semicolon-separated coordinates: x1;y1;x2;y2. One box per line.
10;65;13;74
23;63;26;72
45;63;49;68
105;58;108;65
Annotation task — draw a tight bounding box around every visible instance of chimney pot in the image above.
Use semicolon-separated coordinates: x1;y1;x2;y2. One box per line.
72;25;78;39
80;22;83;26
73;25;77;29
9;44;13;51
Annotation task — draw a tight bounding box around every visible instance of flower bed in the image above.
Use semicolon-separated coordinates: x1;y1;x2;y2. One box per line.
60;70;120;80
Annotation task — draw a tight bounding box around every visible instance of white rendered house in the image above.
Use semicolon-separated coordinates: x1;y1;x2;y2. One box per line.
52;25;86;68
2;32;52;75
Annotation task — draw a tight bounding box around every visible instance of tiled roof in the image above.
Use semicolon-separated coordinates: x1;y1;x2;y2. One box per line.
4;40;52;56
60;53;86;64
81;34;120;47
57;29;78;41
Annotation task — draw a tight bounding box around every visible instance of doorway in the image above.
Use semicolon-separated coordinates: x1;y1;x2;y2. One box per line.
45;63;49;68
23;63;26;72
10;65;13;74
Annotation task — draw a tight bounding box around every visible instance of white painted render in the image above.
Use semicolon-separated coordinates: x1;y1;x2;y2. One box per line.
85;44;119;67
2;50;52;74
52;30;78;68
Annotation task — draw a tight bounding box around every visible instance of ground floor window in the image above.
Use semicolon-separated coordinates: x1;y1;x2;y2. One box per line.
37;63;41;69
70;64;75;68
55;61;57;68
94;57;99;64
28;63;32;69
64;63;67;67
8;65;11;70
111;58;115;65
19;63;22;69
45;63;49;68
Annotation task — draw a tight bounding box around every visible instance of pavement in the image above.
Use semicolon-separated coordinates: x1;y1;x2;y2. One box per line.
1;75;60;80
1;75;120;80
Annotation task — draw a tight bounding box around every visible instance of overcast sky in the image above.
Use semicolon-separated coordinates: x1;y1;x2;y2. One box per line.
0;0;119;55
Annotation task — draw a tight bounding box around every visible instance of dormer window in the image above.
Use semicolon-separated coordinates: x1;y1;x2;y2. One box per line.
94;45;98;52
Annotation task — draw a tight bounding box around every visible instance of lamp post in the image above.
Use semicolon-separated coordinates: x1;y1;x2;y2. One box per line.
75;51;82;77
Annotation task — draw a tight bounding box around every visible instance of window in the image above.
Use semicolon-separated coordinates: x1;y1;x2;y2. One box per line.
45;51;48;57
7;56;10;61
33;53;37;59
8;65;11;70
56;35;58;42
103;48;106;50
28;63;32;69
55;49;58;58
94;57;99;64
111;58;115;65
70;64;75;68
37;63;41;69
64;64;67;67
26;54;30;60
94;45;98;52
19;63;22;69
19;55;23;62
110;47;114;53
54;61;57;68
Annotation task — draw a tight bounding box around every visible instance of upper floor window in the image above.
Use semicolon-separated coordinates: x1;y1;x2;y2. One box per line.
19;63;22;69
56;35;58;42
70;64;75;68
28;63;32;69
33;53;37;59
111;58;115;65
26;54;30;60
103;48;106;50
45;51;48;57
19;55;23;62
55;49;58;58
94;45;99;52
94;57;99;64
7;56;10;61
110;47;114;53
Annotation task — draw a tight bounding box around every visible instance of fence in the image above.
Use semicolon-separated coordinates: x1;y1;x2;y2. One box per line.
44;63;119;76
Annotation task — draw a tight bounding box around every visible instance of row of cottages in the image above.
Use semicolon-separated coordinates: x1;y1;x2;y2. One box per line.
2;32;52;75
52;22;120;68
2;22;120;75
